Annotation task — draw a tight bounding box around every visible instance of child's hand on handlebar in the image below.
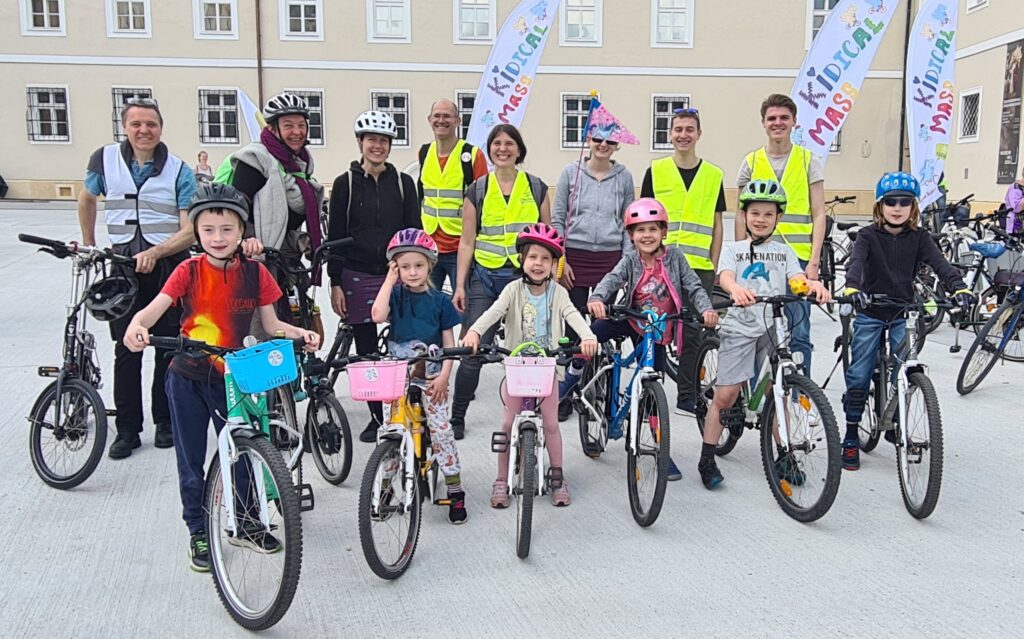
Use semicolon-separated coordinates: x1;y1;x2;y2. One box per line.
580;338;598;357
300;330;320;352
807;280;832;304
461;330;481;353
587;300;607;319
731;286;757;307
702;310;719;328
124;322;149;353
240;238;264;257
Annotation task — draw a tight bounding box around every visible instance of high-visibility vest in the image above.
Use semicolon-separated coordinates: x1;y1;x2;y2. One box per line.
102;144;182;246
746;146;813;260
421;140;469;236
474;172;540;269
651;157;723;271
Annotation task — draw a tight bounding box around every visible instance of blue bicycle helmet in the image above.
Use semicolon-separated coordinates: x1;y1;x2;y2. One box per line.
875;171;921;201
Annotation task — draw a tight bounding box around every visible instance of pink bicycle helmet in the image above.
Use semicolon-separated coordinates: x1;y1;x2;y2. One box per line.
624;198;669;228
516;223;564;258
387;228;438;264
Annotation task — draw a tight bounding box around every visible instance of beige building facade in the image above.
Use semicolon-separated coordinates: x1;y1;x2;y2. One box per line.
1;0;1017;214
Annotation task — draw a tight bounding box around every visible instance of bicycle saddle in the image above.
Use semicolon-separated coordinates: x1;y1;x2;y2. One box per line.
836;221;858;231
967;242;1006;259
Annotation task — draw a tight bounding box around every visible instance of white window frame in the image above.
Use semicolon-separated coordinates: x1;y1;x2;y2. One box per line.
284;88;326;147
829;129;842;155
805;0;840;50
366;0;411;43
279;0;323;41
26;84;72;145
369;90;411;147
452;0;494;45
650;93;691;152
105;0;152;38
197;87;240;147
957;87;982;143
455;90;476;140
966;0;989;13
560;92;599;150
560;0;602;47
20;0;66;37
193;0;238;40
111;86;155;142
650;0;693;49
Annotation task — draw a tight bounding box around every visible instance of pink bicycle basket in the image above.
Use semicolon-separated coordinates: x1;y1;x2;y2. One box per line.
347;360;408;402
503;356;556;398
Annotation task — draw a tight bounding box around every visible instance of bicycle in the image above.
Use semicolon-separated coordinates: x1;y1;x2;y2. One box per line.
957;274;1024;395
693;294;841;523
20;234;135;489
351;346;472;579
146;335;303;630
820;195;859;311
575;306;677;527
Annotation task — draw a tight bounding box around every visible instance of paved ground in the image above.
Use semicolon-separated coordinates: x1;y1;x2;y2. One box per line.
1;207;1022;638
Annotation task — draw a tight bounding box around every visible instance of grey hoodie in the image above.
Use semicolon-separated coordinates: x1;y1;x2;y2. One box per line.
552;160;634;253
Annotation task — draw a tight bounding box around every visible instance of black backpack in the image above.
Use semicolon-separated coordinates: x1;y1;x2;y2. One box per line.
416;142;477;201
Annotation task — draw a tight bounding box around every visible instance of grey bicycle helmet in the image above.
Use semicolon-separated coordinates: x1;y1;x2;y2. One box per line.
264;92;309;123
354;110;398;138
85;274;138;322
739;179;788;213
188;183;250;225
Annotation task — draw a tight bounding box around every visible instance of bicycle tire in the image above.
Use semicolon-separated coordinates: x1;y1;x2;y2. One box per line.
990;297;1024;363
956;300;1017;394
358;438;422;579
269;386;302;474
969;285;1001;336
692;336;738;456
887;372;943;519
205;434;303;631
516;428;537;558
759;374;841;523
28;378;108;490
305;391;353;485
576;356;606;458
627;380;670;527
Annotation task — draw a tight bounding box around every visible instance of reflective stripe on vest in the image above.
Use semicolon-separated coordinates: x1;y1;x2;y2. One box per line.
746;146;813;260
651;156;722;271
102;144;182;246
473;172;540;269
421;140;468;236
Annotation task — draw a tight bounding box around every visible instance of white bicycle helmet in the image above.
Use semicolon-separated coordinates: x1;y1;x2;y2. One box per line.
264;92;309;123
354;110;398;139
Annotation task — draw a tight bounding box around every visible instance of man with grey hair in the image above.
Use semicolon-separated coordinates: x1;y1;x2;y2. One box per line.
78;97;197;459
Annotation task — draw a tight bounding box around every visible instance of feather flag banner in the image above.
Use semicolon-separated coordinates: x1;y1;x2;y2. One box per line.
586;99;640;145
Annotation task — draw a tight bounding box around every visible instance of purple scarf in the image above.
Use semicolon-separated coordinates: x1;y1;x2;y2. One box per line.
260;127;323;252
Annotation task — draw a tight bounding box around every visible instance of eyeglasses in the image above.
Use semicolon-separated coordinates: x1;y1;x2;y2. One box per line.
673;107;700;115
882;196;915;208
125;97;160;108
591;138;618;147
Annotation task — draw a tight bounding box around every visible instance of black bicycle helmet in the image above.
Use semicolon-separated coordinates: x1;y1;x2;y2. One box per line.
188;183;250;225
85;274;138;322
264;92;309;123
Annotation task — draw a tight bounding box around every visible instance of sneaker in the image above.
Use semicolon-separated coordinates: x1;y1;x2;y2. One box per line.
842;437;861;471
154;423;174;449
451;417;465;441
228;521;282;554
358;420;378;443
675;398;696;416
697;457;724;490
666;456;682;482
108;434;141;459
189;533;210;572
551;480;572;507
557;397;572;422
447;490;468;525
775;452;807;485
490;479;509;509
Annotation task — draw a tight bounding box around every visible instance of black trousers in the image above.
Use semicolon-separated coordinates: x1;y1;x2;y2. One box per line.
677;268;715;403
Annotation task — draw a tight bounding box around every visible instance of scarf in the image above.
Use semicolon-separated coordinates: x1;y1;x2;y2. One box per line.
260;126;323;253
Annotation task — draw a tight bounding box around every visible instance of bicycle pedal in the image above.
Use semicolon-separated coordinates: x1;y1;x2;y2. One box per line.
545;467;564;491
105;409;117;417
491;432;509;453
296;483;315;512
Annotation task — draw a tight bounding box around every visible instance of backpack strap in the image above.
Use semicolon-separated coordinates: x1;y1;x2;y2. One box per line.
346;171;353;231
461;143;476;189
397;167;405;202
526;173;544;210
416;143;431;201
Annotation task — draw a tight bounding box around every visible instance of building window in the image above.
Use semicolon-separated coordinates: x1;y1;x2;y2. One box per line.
454;0;493;43
198;89;239;144
370;91;410;147
367;0;410;43
966;0;988;12
651;0;692;48
561;93;597;149
957;88;982;143
651;95;690;151
107;0;151;38
829;130;842;154
561;0;601;46
280;0;323;40
286;89;325;146
456;92;475;140
808;0;840;46
26;87;70;143
20;0;65;36
194;0;237;39
111;87;154;142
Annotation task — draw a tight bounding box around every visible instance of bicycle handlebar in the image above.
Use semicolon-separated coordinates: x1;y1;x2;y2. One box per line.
825;195;856;205
832;293;960;311
146;335;234;357
328;345;472;370
606;305;688;323
19;234;135;266
471;343;583;366
710;293;823;310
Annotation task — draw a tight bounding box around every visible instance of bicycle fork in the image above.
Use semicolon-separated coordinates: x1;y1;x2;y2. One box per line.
216;420;274;536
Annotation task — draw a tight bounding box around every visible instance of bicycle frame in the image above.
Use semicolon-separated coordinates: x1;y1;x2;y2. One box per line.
506;394;547;498
762;303;801;450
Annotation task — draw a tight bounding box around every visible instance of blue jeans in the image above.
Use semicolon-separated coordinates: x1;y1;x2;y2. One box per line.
842;313;906;424
430;251;459;291
786;260;813;376
558;319;666;399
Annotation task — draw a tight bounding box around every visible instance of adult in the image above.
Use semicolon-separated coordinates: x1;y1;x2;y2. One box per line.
553;134;634;420
327;110;420;442
640;108;726;415
417;99;488;290
194;150;213;185
1004;166;1024;234
78;97;197;459
451;124;551;439
736;94;825;376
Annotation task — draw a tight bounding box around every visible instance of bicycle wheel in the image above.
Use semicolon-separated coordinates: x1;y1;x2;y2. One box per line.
759;374;841;523
205;434;302;630
914;272;945;335
956;305;1011;395
970;285;1002;336
988;297;1024;363
358;438;422;579
28;378;108;490
576;356;607;458
305;391;353;485
886;372;943;519
515;428;537;558
376;325;390;355
693;336;738;456
627;380;670;527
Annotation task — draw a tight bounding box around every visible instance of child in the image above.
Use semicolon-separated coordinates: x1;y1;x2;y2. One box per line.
841;172;971;470
370;228;467;524
584;198;719;479
123;183;320;572
462;224;598;508
698;180;830;489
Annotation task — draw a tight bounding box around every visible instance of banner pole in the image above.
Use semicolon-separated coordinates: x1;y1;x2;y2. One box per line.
898;0;913;172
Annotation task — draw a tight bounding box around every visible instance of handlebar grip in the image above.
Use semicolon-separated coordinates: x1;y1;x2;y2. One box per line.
712;298;734;310
443;346;475;357
147;336;182;349
18;234;65;249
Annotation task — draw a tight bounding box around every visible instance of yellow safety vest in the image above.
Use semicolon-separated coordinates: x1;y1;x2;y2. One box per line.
421;139;468;236
651;157;723;271
746;146;813;260
474;172;540;269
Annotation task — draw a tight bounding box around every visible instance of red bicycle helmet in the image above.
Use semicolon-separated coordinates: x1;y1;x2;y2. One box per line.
516;223;564;258
387;228;438;264
624;198;669;228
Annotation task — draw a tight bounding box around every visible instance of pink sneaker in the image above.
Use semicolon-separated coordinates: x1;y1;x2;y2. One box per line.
490;479;509;509
551;480;571;507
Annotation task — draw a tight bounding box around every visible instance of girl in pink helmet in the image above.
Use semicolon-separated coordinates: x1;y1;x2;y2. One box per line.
371;228;468;524
462;223;598;507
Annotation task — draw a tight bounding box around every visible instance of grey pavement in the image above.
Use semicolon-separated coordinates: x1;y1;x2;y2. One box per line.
1;208;1022;638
